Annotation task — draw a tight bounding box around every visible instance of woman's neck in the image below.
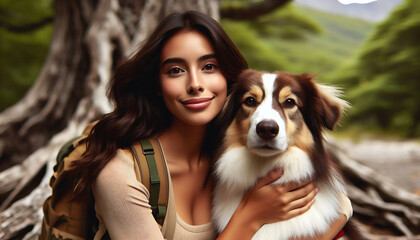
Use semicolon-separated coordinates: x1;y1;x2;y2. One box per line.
158;120;206;167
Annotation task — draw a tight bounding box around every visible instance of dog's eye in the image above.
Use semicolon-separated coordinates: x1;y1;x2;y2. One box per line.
283;99;296;109
244;97;257;107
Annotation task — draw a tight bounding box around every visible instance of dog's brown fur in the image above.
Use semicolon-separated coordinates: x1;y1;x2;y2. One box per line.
213;69;361;239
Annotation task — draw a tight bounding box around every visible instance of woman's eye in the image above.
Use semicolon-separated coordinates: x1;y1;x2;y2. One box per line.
167;67;184;75
283;98;296;109
202;64;216;72
244;97;257;107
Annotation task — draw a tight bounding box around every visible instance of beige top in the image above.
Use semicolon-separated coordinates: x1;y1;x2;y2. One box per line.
92;149;216;240
92;149;352;240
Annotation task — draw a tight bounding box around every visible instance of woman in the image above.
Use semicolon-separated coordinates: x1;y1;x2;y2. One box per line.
72;11;350;239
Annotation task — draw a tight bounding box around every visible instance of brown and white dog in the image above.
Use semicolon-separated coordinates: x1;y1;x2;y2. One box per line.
212;69;356;240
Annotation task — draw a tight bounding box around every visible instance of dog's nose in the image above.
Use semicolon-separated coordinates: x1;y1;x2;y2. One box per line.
256;120;279;140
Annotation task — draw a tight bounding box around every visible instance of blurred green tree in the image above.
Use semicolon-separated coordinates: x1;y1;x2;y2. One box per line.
0;0;53;111
221;2;322;71
328;0;420;137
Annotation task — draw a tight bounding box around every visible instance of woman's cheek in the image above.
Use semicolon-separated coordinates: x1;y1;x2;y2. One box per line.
160;77;183;98
213;79;228;112
209;73;227;95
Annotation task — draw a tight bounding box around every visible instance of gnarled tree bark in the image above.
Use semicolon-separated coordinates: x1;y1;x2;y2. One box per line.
326;141;420;239
1;0;419;239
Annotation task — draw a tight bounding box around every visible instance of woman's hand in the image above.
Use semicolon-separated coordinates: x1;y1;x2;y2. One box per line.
217;168;318;240
239;168;317;227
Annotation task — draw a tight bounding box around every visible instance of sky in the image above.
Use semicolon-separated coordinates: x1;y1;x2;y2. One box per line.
338;0;379;4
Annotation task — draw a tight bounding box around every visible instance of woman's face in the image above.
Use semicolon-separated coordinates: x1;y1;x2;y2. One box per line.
159;30;227;127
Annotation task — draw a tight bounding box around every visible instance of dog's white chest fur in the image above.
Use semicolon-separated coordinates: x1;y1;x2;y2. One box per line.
213;146;343;240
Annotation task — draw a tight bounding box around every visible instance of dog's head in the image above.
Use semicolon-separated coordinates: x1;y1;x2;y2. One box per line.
219;69;348;158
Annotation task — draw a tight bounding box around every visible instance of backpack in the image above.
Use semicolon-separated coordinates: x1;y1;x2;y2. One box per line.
39;123;169;240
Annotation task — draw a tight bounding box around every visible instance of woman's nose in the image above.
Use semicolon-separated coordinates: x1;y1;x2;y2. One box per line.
187;71;204;94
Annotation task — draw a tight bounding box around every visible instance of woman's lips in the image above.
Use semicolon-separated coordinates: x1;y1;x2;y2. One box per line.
181;97;213;110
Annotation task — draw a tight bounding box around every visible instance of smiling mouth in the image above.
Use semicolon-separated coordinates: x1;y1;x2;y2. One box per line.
181;97;213;104
181;97;214;110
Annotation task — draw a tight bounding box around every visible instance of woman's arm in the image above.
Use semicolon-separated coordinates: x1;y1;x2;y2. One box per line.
93;150;165;240
298;192;353;240
217;168;317;240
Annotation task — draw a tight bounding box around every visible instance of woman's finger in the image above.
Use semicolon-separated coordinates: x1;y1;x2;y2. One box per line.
290;182;317;198
282;178;313;192
283;185;318;213
254;168;284;189
273;181;316;203
282;198;315;220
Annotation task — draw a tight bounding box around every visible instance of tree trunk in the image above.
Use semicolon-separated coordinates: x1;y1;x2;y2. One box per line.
0;0;218;239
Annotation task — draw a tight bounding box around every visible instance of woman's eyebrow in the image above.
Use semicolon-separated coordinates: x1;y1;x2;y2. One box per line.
161;58;185;66
198;54;217;62
161;54;217;67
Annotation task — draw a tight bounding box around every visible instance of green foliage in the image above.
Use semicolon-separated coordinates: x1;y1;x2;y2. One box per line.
0;0;52;26
328;0;420;137
221;3;324;72
222;4;373;77
0;0;53;111
275;6;373;76
250;4;323;40
221;19;290;71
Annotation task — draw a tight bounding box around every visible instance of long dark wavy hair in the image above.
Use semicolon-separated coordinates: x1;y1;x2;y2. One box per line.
71;11;248;197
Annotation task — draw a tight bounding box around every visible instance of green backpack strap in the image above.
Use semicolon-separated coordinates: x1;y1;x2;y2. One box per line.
139;139;166;219
130;139;169;224
54;136;83;171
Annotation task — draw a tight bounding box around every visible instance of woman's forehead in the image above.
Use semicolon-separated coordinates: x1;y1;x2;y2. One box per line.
160;30;215;62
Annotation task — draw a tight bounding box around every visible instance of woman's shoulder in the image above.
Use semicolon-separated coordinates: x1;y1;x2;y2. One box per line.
94;148;139;187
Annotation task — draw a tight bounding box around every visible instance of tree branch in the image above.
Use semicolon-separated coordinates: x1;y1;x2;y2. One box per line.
0;16;54;33
220;0;292;20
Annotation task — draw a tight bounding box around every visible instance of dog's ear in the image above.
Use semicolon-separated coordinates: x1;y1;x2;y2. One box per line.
298;74;349;131
314;83;349;130
315;83;349;130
